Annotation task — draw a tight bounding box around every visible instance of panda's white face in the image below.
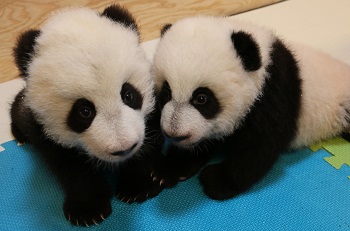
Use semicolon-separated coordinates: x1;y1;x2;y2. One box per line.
24;8;154;162
152;17;274;148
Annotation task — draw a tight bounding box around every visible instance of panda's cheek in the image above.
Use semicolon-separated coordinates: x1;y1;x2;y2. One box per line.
186;120;213;144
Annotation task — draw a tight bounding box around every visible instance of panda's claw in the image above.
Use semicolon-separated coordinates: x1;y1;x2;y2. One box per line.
160;179;165;186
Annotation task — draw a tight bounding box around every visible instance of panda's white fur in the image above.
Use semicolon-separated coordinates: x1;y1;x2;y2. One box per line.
153;16;350;149
25;8;154;162
290;43;350;148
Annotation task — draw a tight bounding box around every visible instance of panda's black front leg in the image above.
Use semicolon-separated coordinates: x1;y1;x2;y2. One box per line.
11;91;113;226
116;151;163;203
199;143;280;200
38;144;113;226
10;89;34;143
63;178;112;227
63;175;112;227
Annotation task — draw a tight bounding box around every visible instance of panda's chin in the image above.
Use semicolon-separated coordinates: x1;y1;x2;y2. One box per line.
169;137;201;149
95;151;135;163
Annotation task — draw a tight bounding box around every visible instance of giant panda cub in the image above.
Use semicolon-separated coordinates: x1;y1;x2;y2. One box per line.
151;16;350;200
10;5;162;226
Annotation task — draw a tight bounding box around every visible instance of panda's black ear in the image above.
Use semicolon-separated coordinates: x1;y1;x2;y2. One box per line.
160;23;172;37
101;4;139;32
231;31;261;72
13;29;41;78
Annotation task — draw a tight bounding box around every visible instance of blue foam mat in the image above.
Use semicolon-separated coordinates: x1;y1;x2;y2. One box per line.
1;140;350;230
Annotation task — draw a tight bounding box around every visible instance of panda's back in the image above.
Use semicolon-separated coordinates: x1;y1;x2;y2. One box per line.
290;43;350;148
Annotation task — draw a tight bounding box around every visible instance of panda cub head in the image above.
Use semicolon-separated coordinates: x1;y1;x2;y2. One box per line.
14;5;154;162
153;16;275;148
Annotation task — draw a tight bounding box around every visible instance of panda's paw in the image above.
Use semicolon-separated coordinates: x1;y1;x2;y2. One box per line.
151;155;206;188
116;174;162;204
150;168;188;188
199;164;240;200
63;198;111;226
11;125;26;143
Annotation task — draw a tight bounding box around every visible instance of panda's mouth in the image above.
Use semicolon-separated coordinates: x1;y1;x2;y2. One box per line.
162;131;191;143
163;133;199;149
167;135;190;143
110;143;138;157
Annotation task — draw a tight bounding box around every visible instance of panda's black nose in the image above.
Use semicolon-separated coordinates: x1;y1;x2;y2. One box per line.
111;143;137;156
164;133;189;142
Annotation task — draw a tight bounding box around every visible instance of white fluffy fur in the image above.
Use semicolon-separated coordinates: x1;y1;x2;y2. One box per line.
25;7;154;162
290;43;350;148
152;16;350;148
153;17;275;146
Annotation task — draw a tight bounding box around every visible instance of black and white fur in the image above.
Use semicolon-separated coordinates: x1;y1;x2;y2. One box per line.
151;16;350;200
10;5;162;226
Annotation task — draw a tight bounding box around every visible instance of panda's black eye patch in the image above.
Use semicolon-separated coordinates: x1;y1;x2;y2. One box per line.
67;98;96;133
121;82;142;110
159;81;172;108
191;87;221;119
